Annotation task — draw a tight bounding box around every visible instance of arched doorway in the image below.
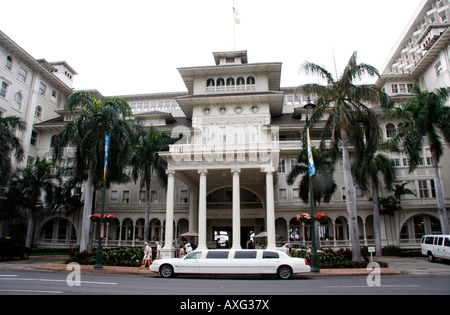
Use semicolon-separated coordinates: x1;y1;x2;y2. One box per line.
38;217;77;247
400;213;442;245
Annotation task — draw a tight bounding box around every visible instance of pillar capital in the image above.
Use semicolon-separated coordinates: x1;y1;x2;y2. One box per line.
198;169;208;175
166;169;176;175
231;167;241;174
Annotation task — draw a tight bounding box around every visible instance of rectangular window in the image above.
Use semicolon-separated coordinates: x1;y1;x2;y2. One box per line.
292;188;300;201
18;67;28;82
391;84;398;94
0;81;9;98
150;190;159;203
206;251;229;259
278;188;287;201
278;158;286;174
39;82;46;96
234;251;257;259
418;180;429;198
110;190;118;203
139;190;146;203
30;131;38;146
122;190;130;204
435;61;442;77
180;190;188;203
262;251;279;259
202;126;211;144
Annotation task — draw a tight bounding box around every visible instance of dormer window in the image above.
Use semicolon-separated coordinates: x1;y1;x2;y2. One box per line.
226;57;235;63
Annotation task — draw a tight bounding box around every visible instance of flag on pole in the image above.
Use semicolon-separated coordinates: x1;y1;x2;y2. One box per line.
307;127;315;177
233;6;240;24
103;134;110;179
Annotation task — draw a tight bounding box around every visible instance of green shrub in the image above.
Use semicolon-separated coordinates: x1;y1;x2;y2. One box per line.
291;248;388;269
67;247;143;266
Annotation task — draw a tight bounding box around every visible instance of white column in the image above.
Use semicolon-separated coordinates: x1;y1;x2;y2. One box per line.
162;170;175;258
232;168;241;249
265;169;276;249
188;188;198;234
197;170;208;250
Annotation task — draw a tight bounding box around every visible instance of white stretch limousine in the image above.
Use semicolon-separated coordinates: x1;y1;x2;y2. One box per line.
150;249;311;279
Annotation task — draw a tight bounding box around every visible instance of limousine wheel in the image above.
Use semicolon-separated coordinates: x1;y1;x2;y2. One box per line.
277;265;293;280
160;264;174;278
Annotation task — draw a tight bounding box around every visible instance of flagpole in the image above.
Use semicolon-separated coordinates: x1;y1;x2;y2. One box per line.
233;0;236;51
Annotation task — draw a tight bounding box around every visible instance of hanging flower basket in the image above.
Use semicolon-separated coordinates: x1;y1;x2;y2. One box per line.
103;214;116;223
89;214;101;222
313;212;329;224
297;213;311;224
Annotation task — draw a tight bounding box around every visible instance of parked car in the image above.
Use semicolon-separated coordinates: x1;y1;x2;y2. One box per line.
420;234;450;262
0;237;30;260
277;243;323;254
150;249;311;279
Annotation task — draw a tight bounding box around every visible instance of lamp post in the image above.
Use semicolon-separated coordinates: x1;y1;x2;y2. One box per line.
304;98;319;273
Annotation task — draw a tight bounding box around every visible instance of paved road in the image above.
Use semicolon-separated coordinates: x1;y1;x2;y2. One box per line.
0;269;449;296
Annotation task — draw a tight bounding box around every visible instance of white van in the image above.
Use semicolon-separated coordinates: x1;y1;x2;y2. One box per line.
420;234;450;262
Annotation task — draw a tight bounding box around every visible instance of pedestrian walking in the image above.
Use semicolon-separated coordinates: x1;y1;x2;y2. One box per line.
156;242;161;259
140;242;152;268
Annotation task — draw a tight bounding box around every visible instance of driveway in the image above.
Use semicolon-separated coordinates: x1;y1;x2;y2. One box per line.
376;256;450;275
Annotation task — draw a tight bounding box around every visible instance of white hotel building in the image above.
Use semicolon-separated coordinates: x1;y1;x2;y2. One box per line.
0;0;449;255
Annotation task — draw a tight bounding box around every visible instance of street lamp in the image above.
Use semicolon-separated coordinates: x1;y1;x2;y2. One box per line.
304;98;319;273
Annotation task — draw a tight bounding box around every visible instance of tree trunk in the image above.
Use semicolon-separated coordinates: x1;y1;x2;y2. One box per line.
371;176;382;256
79;169;94;252
25;210;35;248
341;127;361;261
143;178;151;242
430;148;450;234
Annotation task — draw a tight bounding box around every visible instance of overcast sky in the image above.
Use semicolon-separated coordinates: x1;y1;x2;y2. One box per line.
1;0;422;96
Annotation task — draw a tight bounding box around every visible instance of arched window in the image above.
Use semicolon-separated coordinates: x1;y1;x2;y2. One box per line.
226;77;235;91
236;77;245;91
247;76;255;85
35;105;42;118
13;92;22;110
206;78;215;87
386;123;396;138
5;55;13;70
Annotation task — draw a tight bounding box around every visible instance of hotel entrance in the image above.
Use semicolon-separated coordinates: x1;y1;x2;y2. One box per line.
212;226;255;249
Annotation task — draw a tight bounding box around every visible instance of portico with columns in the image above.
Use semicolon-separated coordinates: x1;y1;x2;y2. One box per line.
159;50;284;258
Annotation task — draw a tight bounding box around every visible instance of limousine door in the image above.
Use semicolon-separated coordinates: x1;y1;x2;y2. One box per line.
259;251;280;274
178;251;201;273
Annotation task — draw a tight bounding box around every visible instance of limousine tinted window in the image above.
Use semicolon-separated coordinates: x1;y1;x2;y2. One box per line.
234;251;257;259
262;251;279;259
206;251;229;259
185;251;202;259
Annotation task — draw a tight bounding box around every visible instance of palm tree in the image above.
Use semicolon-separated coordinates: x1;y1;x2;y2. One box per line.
130;125;174;242
352;113;397;255
0;116;25;185
287;146;337;249
52;91;134;252
5;158;59;248
390;85;450;234
295;51;388;261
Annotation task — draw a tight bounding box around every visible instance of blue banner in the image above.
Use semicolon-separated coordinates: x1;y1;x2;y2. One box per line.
103;134;110;179
307;128;315;177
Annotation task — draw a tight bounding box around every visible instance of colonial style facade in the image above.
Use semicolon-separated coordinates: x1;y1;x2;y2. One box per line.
1;0;449;256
